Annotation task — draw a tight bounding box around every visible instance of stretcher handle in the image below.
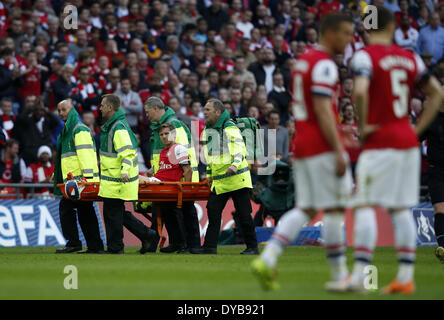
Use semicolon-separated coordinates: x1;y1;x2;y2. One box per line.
177;183;183;208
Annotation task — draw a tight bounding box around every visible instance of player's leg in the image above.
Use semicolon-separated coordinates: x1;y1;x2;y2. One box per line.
383;207;416;294
433;204;444;263
314;153;352;289
384;148;419;294
348;150;397;292
427;163;444;262
348;205;378;291
251;158;316;291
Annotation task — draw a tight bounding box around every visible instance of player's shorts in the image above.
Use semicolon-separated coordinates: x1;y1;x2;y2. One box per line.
427;163;444;204
352;147;420;209
293;152;353;210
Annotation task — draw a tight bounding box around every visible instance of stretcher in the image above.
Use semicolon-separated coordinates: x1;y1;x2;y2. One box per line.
57;181;211;207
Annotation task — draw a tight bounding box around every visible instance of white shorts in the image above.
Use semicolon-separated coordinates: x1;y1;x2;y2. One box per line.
352;148;420;209
293;152;353;210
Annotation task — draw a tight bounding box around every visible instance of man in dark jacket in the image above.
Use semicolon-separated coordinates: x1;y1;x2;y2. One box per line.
204;0;230;32
0;48;22;101
51;64;76;105
267;73;291;125
12;100;59;165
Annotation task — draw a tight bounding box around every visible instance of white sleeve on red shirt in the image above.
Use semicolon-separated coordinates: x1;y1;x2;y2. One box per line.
351;50;373;78
413;52;428;82
173;144;190;166
311;59;339;97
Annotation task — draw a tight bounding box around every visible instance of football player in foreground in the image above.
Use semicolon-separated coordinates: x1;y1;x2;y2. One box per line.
251;13;354;291
332;6;444;294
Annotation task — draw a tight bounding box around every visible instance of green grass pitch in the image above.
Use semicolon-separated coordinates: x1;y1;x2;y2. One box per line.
0;246;443;300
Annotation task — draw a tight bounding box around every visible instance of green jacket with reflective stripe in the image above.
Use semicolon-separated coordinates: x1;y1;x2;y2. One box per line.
150;107;199;182
98;109;139;200
202;110;252;194
53;107;99;196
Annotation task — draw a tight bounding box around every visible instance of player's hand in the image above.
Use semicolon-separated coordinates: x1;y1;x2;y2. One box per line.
226;165;238;175
146;167;154;177
335;151;347;177
359;124;380;143
121;173;129;183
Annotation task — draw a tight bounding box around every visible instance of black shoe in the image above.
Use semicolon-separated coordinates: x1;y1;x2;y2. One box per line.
55;246;82;254
200;247;217;254
77;249;106;254
177;247;203;254
139;229;158;254
177;247;191;254
240;247;259;255
160;244;185;253
190;247;202;254
146;232;160;253
106;249;124;254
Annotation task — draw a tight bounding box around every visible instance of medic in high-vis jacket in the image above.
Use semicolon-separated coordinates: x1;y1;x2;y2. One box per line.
53;99;104;254
201;98;258;255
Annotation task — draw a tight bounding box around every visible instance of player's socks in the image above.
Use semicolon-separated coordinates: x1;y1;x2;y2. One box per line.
323;213;348;281
392;209;416;284
434;213;444;248
261;208;309;268
350;207;377;286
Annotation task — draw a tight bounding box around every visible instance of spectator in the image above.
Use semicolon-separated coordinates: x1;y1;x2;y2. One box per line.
237;10;255;39
100;13;118;42
7;19;24;49
241;86;254;108
249;47;276;94
24;145;54;196
182;0;202;26
235;38;257;68
417;4;430;29
417;13;444;64
188;43;206;72
0;139;27;193
194;18;208;44
68;29;88;60
12;97;59;165
262;109;289;162
18;50;48;100
52;64;76;105
268;72;291;125
232;56;257;91
164;36;182;73
0;48;21;101
223;23;238;52
273;34;291;68
395;13;419;52
16;20;36;50
384;0;401;13
114;77;143;133
204;0;230;32
340;76;354;99
179;23;196;59
247;105;260;121
114;21;132;55
70;65;100;115
0;97;15;139
156;20;177;51
230;88;248;118
198;79;212;106
285;6;303;42
340;103;360;177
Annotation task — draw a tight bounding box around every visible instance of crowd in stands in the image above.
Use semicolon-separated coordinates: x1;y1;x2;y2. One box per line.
1;0;444;197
